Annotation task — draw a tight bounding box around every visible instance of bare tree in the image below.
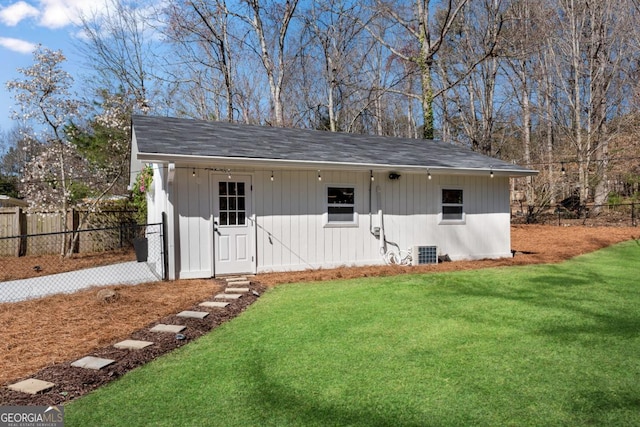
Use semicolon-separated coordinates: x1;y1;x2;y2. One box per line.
365;0;502;139
238;0;299;126
298;0;368;132
164;0;237;121
438;0;507;154
545;0;633;206
77;0;158;113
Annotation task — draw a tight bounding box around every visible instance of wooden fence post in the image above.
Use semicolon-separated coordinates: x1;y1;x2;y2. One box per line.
66;208;80;254
15;207;27;257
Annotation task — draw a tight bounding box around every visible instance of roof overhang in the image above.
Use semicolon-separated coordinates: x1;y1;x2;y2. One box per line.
137;152;538;178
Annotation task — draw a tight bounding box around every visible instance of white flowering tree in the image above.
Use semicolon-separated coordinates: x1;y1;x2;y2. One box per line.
6;46;125;255
7;46;83;211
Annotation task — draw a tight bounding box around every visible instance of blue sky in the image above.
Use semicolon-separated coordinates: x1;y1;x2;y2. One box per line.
0;0;105;134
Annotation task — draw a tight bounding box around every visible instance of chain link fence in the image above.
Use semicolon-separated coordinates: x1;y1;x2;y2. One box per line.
0;222;166;303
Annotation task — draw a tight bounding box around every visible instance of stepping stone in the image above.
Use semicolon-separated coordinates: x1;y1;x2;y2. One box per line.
71;356;115;370
226;287;250;293
7;378;55;395
215;293;243;300
114;339;154;350
177;310;209;319
227;280;251;286
150;324;185;333
225;277;247;282
199;301;230;308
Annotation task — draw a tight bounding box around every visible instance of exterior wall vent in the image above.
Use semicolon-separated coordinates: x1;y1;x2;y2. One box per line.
411;246;438;265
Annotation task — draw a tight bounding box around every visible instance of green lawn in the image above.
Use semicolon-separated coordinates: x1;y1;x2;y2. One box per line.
65;241;640;426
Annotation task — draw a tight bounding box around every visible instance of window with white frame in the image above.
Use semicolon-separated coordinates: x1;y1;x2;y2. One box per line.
441;188;464;221
327;186;356;223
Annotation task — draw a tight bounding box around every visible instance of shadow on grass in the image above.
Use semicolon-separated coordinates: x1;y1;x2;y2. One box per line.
245;354;427;427
430;261;640;340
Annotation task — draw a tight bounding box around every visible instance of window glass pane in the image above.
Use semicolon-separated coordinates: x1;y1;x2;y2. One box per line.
220;212;228;225
229;197;236;210
238;197;245;211
328;206;355;222
220;197;227;211
237;182;245;196
219;182;227;196
229;212;237;225
442;189;463;204
328;187;354;205
229;183;237;196
442;206;463;220
238;212;246;225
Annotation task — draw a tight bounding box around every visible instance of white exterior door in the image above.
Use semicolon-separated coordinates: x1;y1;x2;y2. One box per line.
212;175;254;275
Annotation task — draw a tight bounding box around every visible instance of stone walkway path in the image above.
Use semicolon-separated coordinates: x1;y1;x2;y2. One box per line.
6;277;254;396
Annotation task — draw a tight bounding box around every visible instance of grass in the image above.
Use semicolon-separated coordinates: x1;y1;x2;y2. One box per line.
65;241;640;426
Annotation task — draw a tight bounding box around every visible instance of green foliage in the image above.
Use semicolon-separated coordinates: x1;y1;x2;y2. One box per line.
130;165;152;224
608;191;623;207
66;241;640;426
68;181;92;204
0;174;19;198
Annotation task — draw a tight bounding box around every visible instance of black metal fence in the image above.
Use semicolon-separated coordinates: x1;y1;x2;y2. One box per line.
0;222;166;303
512;202;638;227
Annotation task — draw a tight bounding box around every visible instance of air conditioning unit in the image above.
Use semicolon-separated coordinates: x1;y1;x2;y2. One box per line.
412;245;438;265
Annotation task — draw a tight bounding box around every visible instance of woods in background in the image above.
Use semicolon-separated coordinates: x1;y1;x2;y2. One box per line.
2;0;640;218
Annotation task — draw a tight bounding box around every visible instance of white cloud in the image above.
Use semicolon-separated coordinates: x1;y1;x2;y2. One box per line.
38;0;83;28
38;0;107;29
0;1;40;26
0;36;37;53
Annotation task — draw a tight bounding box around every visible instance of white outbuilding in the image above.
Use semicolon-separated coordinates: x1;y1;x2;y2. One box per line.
130;115;537;279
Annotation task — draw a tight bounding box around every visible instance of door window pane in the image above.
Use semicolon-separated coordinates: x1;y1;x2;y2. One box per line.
218;181;247;227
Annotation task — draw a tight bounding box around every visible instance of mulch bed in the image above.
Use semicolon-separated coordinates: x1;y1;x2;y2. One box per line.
0;281;266;406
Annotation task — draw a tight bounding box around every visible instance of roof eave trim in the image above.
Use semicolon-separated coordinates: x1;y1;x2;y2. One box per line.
136;152;538;177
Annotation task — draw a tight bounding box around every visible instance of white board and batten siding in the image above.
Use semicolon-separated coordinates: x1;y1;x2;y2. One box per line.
157;165;511;279
254;170;511;273
172;166;214;279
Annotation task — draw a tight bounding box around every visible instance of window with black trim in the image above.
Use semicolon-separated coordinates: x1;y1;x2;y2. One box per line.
327;186;355;223
442;189;464;221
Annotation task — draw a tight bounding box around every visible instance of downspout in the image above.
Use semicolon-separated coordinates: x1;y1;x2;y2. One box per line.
369;170;373;234
376;185;385;254
369;171;385;253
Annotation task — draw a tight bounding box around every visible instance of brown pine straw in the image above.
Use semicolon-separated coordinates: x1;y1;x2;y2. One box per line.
0;279;221;386
1;225;638;386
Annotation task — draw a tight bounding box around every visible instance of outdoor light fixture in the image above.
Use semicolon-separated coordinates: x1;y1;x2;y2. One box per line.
490;168;494;178
318;170;322;181
388;172;401;180
370;170;375;182
427;169;432;180
192;168;196;177
228;170;232;180
561;162;566;175
270;171;274;181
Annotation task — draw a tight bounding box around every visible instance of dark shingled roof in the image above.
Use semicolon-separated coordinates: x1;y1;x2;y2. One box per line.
132;115;535;175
